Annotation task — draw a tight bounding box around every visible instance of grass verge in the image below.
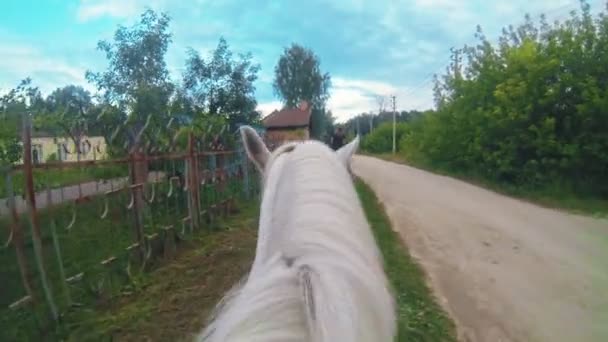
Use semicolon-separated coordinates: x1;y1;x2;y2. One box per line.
63;201;259;341
15;177;457;341
0;176;251;341
366;152;608;217
356;178;457;342
0;165;127;197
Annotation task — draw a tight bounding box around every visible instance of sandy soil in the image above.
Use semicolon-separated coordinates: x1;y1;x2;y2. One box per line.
353;156;608;342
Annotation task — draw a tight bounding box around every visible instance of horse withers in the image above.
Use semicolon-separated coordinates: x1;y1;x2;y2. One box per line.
197;127;396;342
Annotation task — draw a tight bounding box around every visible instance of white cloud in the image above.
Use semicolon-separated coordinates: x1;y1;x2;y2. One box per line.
327;87;377;122
327;78;434;122
256;100;283;117
76;0;170;22
413;0;454;9
332;77;399;96
256;78;435;123
77;0;140;21
0;43;93;96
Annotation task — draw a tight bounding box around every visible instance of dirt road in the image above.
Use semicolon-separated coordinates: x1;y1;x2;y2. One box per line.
353;156;608;342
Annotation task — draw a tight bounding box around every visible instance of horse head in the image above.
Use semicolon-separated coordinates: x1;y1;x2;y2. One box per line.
198;126;395;342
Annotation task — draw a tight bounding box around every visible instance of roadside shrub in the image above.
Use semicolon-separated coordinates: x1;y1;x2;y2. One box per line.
362;122;409;154
46;152;58;162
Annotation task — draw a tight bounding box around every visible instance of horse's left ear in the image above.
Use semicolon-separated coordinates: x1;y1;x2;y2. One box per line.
240;126;270;172
336;136;360;167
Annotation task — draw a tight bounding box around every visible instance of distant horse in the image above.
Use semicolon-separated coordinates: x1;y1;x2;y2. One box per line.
197;126;396;342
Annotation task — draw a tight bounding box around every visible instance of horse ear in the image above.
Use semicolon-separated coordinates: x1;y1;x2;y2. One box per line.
240;126;270;172
336;135;360;166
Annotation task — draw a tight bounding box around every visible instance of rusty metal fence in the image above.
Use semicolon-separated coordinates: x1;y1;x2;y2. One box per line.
0;113;260;339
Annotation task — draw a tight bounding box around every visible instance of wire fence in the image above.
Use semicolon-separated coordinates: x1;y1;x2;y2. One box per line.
0;113;260;339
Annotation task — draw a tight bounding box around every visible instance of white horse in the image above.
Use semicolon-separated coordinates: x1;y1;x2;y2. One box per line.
197;126;396;342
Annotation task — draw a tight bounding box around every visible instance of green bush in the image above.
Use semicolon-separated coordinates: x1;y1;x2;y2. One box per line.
46;152;58;162
397;2;608;198
362;122;409;154
88;165;128;180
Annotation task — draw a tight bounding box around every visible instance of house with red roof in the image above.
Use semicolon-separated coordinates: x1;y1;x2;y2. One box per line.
262;100;312;149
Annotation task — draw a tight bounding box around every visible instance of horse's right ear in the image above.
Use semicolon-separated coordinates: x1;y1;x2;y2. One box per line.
240;126;270;172
336;135;360;166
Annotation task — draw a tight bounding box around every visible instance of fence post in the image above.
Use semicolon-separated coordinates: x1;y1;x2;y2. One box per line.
187;133;200;230
129;148;146;262
4;168;36;305
216;152;226;216
46;186;71;306
238;141;250;199
22;113;58;321
209;153;217;220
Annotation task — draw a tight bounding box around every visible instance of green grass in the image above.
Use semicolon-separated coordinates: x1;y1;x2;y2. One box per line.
355;179;457;342
62;200;260;341
62;179;457;341
366;152;608;217
2;170;453;341
0;165;127;197
64;179;458;341
0;172;254;342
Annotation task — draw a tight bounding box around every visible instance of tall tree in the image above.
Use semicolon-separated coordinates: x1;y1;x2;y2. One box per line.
273;44;332;139
36;85;93;143
273;44;331;109
182;37;261;129
0;78;43;164
399;0;608;196
86;9;174;148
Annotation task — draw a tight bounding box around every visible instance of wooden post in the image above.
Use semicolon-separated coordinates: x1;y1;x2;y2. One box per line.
129;149;146;262
4;169;36;305
22;113;58;321
187;133;200;230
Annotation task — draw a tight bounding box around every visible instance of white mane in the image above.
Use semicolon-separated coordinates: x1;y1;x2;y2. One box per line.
197;128;396;342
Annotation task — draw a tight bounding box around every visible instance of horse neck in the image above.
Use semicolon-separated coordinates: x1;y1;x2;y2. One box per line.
200;153;396;342
254;153;359;265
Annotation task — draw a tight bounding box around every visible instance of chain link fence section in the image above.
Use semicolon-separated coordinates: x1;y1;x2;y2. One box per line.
0;115;260;340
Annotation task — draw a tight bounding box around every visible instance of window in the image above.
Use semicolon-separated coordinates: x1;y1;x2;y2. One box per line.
57;143;67;161
80;140;91;156
32;144;43;164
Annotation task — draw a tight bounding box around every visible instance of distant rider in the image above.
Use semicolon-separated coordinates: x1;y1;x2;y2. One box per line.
331;126;345;151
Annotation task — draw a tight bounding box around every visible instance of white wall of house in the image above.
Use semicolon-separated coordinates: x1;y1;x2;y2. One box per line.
19;136;108;164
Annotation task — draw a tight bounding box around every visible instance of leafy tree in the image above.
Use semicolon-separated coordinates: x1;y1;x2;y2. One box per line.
344;110;423;137
362;122;411;154
89;104;129;156
0;78;43;164
398;0;608;196
34;85;93;153
273;43;332;139
273;43;331;109
323;109;336;141
182;37;261;129
86;8;174;149
310;107;330;141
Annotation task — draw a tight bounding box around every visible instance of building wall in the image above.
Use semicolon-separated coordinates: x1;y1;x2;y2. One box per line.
20;136;108;164
265;128;309;149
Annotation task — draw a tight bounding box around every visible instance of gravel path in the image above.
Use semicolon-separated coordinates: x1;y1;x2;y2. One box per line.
0;172;165;217
353;155;608;342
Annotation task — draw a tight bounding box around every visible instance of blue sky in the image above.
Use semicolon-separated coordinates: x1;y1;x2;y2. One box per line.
0;0;604;122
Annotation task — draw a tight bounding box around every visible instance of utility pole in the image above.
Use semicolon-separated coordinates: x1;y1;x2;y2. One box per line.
391;95;396;154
